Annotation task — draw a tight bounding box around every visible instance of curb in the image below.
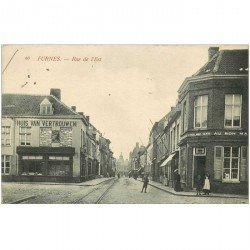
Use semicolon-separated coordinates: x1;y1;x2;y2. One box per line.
3;178;115;187
138;180;248;199
79;178;115;186
10;195;36;204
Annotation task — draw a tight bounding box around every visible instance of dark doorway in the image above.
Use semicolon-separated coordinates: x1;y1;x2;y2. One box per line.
194;156;206;186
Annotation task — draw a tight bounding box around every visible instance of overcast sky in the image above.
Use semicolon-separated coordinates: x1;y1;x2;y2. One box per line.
2;45;247;159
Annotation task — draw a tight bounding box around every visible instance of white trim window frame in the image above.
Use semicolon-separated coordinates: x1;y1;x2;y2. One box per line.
20;127;31;146
2;155;11;175
194;95;208;129
222;147;240;182
224;94;242;128
1;126;11;146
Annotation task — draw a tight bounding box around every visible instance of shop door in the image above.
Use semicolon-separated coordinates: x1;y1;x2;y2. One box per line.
194;156;206;186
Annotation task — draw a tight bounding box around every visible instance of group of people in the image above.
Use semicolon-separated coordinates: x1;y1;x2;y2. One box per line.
174;169;211;195
196;173;210;196
140;170;211;196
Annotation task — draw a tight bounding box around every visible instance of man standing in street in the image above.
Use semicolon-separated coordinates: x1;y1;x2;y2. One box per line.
141;174;149;193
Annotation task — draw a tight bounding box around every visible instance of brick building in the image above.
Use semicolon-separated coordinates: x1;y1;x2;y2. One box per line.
177;47;248;194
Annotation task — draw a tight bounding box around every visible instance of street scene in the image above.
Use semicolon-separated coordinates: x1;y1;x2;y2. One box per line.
1;177;248;204
1;45;249;204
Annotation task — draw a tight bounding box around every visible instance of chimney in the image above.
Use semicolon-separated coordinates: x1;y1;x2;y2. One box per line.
50;88;61;101
86;116;90;123
136;142;139;148
208;47;219;61
78;112;84;115
71;106;76;112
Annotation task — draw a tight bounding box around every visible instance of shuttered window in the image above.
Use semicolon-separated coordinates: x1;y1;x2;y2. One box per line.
240;146;248;181
214;146;223;180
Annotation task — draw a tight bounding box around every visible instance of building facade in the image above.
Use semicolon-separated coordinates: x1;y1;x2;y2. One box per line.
177;48;248;194
2;88;115;182
141;47;248;194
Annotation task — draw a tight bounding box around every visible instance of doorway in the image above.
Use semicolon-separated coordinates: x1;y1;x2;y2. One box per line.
193;156;206;186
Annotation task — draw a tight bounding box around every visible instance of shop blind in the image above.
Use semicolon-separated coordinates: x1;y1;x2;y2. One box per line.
214;146;223;180
240;146;248;182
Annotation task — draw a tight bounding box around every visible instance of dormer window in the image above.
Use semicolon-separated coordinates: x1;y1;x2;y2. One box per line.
40;98;53;115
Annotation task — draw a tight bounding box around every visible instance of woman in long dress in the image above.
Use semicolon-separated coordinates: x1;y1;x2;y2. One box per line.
203;174;210;195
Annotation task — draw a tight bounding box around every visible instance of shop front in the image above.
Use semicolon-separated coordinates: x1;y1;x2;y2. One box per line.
14;146;75;182
180;131;248;194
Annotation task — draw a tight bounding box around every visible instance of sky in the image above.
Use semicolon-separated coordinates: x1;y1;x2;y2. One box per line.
2;44;247;159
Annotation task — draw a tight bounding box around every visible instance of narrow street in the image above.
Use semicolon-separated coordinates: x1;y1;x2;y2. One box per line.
2;177;248;204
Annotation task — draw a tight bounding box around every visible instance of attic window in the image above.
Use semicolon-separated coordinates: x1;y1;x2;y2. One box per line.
40;98;53;115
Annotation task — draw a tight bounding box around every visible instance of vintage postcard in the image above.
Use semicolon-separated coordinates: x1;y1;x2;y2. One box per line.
1;45;248;204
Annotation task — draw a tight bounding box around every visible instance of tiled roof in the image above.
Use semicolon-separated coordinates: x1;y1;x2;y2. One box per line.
193;49;248;76
2;93;80;116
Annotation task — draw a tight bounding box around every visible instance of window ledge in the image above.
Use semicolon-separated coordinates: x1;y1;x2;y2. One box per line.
222;180;240;184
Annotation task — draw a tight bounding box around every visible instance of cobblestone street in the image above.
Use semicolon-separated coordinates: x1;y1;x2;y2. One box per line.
2;177;248;204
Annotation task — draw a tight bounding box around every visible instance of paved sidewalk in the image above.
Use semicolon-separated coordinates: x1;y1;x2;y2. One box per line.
137;178;248;199
2;177;115;187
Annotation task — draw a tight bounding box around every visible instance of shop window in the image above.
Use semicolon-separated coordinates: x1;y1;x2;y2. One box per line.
21;156;44;175
49;156;70;160
2;155;11;175
224;94;242;128
222;147;240;181
194;95;208;128
20;127;31;145
2;126;11;146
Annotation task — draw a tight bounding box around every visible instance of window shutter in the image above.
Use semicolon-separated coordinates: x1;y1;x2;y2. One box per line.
214;146;223;180
240;146;248;181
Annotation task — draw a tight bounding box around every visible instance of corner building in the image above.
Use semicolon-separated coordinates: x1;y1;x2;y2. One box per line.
178;48;248;194
2;88;90;182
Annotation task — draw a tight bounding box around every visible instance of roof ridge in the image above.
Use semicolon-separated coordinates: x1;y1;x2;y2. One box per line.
2;93;47;97
49;94;81;116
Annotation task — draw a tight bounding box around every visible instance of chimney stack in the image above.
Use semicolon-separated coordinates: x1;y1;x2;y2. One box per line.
71;106;76;112
50;88;61;101
78;112;84;115
86;116;90;123
208;47;219;61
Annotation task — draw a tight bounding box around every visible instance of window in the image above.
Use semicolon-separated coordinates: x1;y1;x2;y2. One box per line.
40;98;53;115
223;147;240;181
2;155;11;174
21;156;44;175
182;102;187;132
194;95;208;128
176;124;180;146
2;126;11;146
225;94;242;128
20;127;31;145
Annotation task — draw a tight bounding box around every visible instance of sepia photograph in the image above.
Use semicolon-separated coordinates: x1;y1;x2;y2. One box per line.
1;44;248;204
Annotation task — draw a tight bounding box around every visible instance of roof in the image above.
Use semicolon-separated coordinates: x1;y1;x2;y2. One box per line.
194;49;248;76
2;93;80;117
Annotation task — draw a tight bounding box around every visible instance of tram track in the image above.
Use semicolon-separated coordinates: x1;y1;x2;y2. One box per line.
72;178;117;204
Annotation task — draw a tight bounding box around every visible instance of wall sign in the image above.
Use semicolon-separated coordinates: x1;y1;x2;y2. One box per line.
181;130;248;140
16;120;77;127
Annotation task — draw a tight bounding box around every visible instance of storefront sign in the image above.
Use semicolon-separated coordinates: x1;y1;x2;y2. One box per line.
16;120;77;127
181;130;248;140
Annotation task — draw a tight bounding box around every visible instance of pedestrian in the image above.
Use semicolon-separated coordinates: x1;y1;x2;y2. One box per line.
141;174;149;193
174;169;182;192
196;174;203;195
203;173;210;195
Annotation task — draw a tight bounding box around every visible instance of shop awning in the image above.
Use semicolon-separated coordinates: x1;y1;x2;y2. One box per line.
160;153;175;167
